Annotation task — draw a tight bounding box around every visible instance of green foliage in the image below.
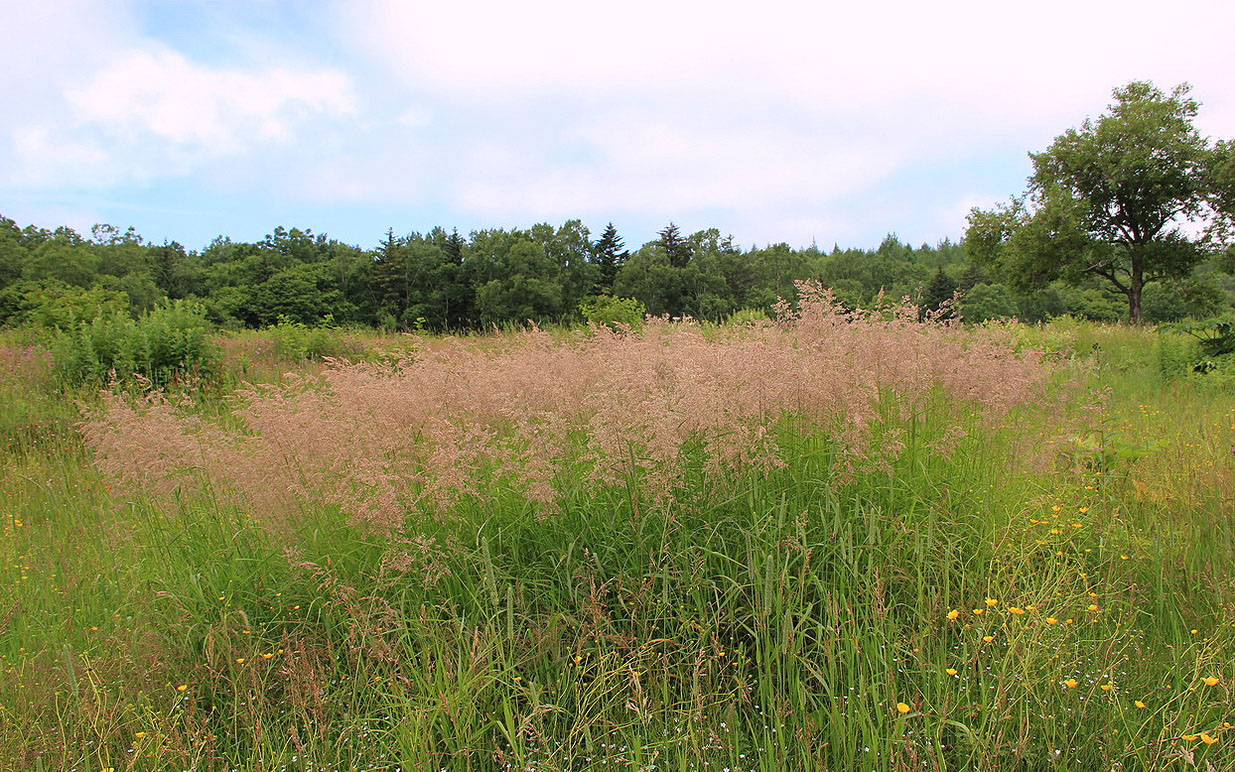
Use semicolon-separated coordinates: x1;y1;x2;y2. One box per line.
591;222;627;292
920;267;957;319
0;280;130;328
1142;276;1227;322
961;282;1018;322
266;316;372;361
50;299;218;385
577;294;646;331
1015;280;1125;323
656;222;692;268
1154;332;1203;378
726;306;770;326
1155;318;1235;383
1;206;1231;338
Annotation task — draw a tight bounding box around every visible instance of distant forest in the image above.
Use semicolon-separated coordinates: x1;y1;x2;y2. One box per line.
2;215;1232;331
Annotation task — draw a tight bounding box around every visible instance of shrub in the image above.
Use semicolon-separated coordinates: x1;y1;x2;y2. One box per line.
578;295;646;331
725;307;770;326
267;316;372;361
0;279;130;328
1157;318;1235;378
960;282;1019;323
51;299;218;386
1155;332;1202;378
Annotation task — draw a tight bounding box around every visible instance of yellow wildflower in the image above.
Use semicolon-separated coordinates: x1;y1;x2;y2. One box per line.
1064;678;1078;688
1045;617;1058;625
983;635;994;642
1134;700;1146;709
972;608;984;616
985;598;998;607
1101;683;1112;691
946;668;958;676
896;702;910;714
947;609;960;620
1008;607;1025;615
176;684;187;692
1202;676;1220;686
1183;734;1197;741
1201;733;1217;745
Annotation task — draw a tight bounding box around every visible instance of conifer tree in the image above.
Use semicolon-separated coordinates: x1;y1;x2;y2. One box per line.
592;222;628;292
921;267;957;320
658;222;692;268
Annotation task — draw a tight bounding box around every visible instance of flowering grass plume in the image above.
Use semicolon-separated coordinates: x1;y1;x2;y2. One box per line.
84;282;1055;534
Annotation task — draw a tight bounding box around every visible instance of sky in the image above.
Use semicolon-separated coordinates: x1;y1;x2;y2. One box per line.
2;0;1233;253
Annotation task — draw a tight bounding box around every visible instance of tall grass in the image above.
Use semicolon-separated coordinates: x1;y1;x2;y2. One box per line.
1;305;1233;771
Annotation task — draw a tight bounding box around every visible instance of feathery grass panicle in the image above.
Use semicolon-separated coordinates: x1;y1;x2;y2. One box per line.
84;282;1055;535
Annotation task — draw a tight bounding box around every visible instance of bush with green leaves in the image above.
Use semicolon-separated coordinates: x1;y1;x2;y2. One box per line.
50;299;219;386
266;315;374;361
578;294;646;331
0;280;130;328
960;282;1019;323
1157;318;1235;375
1154;332;1203;378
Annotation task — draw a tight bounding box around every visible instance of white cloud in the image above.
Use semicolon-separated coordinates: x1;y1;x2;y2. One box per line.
344;0;1233;125
453;112;899;218
334;0;1235;243
2;2;355;190
6;0;1234;248
66;47;354;151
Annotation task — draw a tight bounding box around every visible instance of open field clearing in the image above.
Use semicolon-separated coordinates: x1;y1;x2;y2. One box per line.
1;297;1233;771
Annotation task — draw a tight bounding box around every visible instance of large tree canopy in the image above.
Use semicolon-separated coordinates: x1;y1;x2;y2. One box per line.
966;81;1233;323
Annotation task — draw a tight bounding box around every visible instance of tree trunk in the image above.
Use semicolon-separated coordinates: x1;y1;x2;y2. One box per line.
1128;266;1144;325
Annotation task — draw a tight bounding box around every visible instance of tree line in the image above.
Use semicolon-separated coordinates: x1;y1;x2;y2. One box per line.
1;213;1232;333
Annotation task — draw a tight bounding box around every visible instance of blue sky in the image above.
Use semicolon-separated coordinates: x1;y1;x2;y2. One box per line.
2;0;1233;253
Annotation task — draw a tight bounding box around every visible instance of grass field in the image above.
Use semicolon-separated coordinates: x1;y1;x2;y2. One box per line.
1;303;1232;771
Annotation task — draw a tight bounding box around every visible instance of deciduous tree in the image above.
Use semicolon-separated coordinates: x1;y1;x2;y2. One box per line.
967;81;1232;323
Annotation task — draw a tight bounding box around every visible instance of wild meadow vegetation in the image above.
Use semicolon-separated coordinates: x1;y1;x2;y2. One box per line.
1;285;1233;771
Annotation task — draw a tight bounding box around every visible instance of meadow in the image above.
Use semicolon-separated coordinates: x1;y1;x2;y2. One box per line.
1;289;1232;771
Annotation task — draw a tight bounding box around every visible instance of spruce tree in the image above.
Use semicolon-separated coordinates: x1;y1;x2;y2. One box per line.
921;268;957;320
658;222;692;268
592;222;628;292
372;228;408;322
